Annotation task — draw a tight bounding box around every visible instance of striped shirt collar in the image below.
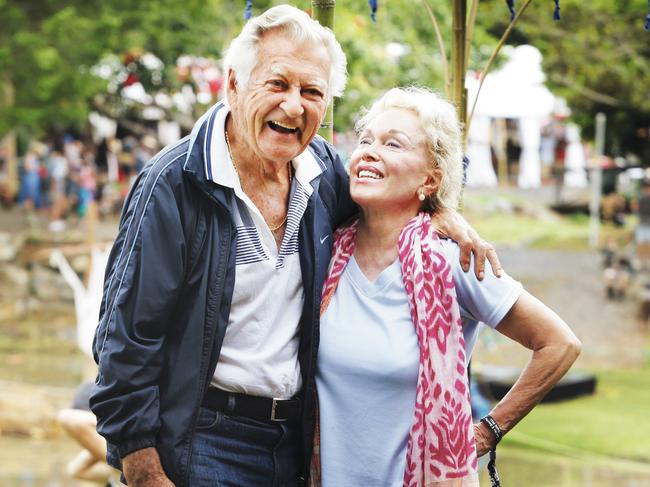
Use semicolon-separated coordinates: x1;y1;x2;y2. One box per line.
204;102;326;196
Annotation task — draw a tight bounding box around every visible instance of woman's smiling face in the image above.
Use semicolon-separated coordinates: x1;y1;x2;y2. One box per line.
349;108;434;214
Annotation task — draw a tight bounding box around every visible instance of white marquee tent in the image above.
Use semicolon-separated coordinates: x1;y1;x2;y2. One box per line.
465;45;586;189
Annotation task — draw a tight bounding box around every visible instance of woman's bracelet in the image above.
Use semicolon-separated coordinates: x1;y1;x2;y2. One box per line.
480;414;504;445
480;415;503;487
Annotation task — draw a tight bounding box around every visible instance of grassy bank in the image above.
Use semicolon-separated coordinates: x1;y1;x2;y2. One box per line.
462;192;636;251
501;368;650;464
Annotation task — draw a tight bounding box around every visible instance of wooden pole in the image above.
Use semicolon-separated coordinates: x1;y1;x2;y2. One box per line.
496;118;509;186
451;0;467;142
312;0;336;143
589;113;606;248
2;78;18;202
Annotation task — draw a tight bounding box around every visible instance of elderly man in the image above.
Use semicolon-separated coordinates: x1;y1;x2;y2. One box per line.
90;5;498;487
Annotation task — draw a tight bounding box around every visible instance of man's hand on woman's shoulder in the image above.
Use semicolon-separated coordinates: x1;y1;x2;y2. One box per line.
431;207;503;281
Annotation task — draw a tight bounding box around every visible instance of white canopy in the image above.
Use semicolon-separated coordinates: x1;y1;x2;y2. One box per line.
466;45;556;120
465;45;559;188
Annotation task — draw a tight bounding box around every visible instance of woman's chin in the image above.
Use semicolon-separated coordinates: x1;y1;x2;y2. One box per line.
350;193;380;210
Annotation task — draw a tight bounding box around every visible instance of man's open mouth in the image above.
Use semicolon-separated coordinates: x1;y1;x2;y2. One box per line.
268;121;299;135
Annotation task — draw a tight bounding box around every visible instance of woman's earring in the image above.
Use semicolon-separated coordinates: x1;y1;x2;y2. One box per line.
418;190;426;202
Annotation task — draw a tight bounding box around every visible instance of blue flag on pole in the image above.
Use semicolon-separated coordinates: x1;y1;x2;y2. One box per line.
553;0;561;20
505;0;515;21
368;0;377;22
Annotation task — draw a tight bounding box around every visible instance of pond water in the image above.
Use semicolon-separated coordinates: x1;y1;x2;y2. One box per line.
479;449;650;487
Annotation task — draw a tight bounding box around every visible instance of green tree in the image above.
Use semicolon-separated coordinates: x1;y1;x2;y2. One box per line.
0;0;244;139
14;0;643;160
1;0;500;140
476;0;650;161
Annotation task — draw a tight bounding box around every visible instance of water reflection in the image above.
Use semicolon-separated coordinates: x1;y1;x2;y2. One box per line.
2;435;650;486
480;448;650;487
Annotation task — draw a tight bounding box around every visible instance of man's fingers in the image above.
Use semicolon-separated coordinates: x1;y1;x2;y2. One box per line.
487;247;503;278
458;239;472;272
473;244;487;281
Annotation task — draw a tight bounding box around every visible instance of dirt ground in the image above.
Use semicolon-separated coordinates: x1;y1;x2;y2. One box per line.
476;245;649;370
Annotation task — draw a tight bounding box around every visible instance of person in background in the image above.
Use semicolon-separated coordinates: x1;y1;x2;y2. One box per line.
312;87;581;486
48;149;69;231
77;150;97;217
57;381;118;485
18;145;42;211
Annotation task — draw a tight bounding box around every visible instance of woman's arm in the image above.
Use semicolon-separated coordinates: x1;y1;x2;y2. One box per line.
473;291;582;456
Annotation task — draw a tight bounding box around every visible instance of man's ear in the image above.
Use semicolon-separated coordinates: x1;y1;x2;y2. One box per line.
226;68;238;102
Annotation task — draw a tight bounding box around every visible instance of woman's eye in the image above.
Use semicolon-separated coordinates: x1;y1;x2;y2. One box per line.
359;138;371;145
270;80;285;88
387;140;401;148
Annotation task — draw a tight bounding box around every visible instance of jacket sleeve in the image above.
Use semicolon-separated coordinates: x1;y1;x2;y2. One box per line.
90;163;188;463
316;138;358;227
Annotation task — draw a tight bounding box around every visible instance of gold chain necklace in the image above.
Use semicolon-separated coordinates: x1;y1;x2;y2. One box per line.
224;130;292;233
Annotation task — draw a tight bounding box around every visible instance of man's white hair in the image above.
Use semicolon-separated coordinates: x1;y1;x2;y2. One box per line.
355;87;464;211
223;5;347;102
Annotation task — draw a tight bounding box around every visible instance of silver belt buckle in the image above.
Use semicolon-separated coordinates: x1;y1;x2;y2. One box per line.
270;397;284;422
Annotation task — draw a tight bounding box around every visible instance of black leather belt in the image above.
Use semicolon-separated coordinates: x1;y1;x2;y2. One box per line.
202;388;302;422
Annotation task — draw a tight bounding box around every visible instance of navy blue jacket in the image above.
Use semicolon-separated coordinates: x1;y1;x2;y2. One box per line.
90;103;355;486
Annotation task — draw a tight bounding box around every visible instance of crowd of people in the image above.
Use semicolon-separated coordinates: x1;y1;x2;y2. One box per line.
0;133;159;231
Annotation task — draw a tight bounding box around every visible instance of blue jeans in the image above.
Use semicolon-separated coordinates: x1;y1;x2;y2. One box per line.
188;406;303;487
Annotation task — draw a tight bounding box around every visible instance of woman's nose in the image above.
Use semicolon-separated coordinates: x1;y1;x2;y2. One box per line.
361;144;379;161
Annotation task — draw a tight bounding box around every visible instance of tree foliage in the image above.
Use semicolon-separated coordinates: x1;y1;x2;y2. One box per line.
0;0;499;139
0;0;241;138
1;0;648;160
476;0;650;161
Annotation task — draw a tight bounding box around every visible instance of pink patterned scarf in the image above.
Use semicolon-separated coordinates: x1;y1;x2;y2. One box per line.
317;213;478;487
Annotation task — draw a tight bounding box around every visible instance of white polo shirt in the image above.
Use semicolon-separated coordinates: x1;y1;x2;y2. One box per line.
207;105;325;399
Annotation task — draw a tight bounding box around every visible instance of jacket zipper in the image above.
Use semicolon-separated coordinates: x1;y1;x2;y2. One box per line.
182;200;232;486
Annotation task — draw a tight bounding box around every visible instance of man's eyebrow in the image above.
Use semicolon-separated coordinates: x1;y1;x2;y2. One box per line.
268;66;328;90
269;66;287;78
304;80;328;91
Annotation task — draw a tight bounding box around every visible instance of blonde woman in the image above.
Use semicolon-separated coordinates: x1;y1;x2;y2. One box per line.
313;87;581;486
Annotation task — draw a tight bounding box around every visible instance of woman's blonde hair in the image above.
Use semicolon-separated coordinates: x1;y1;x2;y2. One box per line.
355;87;464;212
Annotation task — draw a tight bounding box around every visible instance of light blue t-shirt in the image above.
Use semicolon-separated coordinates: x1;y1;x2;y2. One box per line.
316;239;522;486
